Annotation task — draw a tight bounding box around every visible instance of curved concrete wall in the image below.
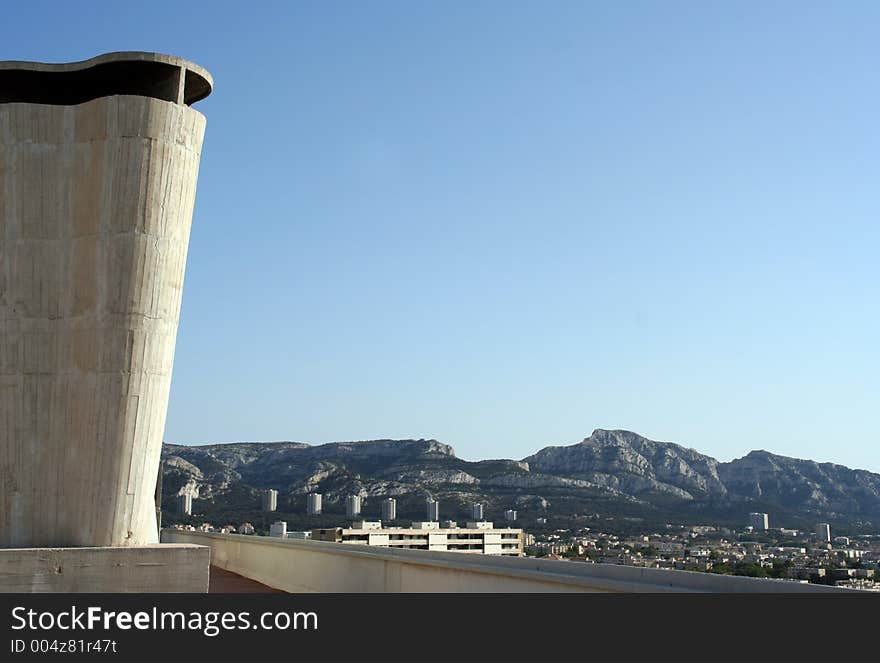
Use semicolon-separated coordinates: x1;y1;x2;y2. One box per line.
0;53;210;547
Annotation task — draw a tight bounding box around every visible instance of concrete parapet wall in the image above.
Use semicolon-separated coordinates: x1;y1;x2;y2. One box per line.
0;543;210;592
162;530;848;593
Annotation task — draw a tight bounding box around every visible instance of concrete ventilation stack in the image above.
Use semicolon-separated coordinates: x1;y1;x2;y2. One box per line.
0;52;212;591
0;52;212;547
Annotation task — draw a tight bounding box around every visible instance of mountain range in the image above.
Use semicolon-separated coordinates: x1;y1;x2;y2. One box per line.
161;428;880;532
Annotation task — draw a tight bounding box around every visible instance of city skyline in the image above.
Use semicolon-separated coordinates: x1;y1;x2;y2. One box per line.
6;2;878;472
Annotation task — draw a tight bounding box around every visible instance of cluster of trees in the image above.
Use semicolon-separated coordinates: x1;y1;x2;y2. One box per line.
708;559;792;579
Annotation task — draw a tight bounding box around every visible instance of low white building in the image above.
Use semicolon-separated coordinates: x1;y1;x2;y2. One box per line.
313;521;524;556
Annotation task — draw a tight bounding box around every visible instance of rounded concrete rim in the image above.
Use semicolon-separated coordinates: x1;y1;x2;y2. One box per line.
0;51;213;101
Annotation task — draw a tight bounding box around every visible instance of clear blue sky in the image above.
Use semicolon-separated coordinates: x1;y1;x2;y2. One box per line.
5;2;878;470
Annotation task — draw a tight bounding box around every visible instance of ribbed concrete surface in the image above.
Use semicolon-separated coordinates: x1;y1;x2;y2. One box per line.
0;95;206;547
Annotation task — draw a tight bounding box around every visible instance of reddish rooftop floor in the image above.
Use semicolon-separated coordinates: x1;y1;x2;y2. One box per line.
208;565;287;593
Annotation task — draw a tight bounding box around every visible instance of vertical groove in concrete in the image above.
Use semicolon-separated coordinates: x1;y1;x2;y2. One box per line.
0;93;207;547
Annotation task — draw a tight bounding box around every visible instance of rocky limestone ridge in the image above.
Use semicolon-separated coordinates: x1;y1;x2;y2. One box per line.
719;449;880;515
524;429;728;500
161;430;880;526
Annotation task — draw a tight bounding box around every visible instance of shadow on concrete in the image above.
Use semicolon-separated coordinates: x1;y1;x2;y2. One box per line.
209;566;287;593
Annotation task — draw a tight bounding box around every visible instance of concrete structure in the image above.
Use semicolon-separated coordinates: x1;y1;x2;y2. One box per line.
313;522;524;556
467;521;493;530
177;493;192;516
155;461;164;531
426;499;439;522
162;530;851;593
505;510;518;522
353;521;382;530
261;489;278;512
286;531;312;540
269;521;287;538
0;544;209;592
307;493;322;515
816;523;831;543
472;503;484;521
0;52;212;548
750;513;769;531
410;521;440;530
346;495;362;517
382;498;397;521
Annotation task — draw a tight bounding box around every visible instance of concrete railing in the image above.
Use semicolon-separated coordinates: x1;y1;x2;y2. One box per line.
161;530;848;593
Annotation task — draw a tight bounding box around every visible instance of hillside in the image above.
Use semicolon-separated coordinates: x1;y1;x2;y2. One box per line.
161;429;880;532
